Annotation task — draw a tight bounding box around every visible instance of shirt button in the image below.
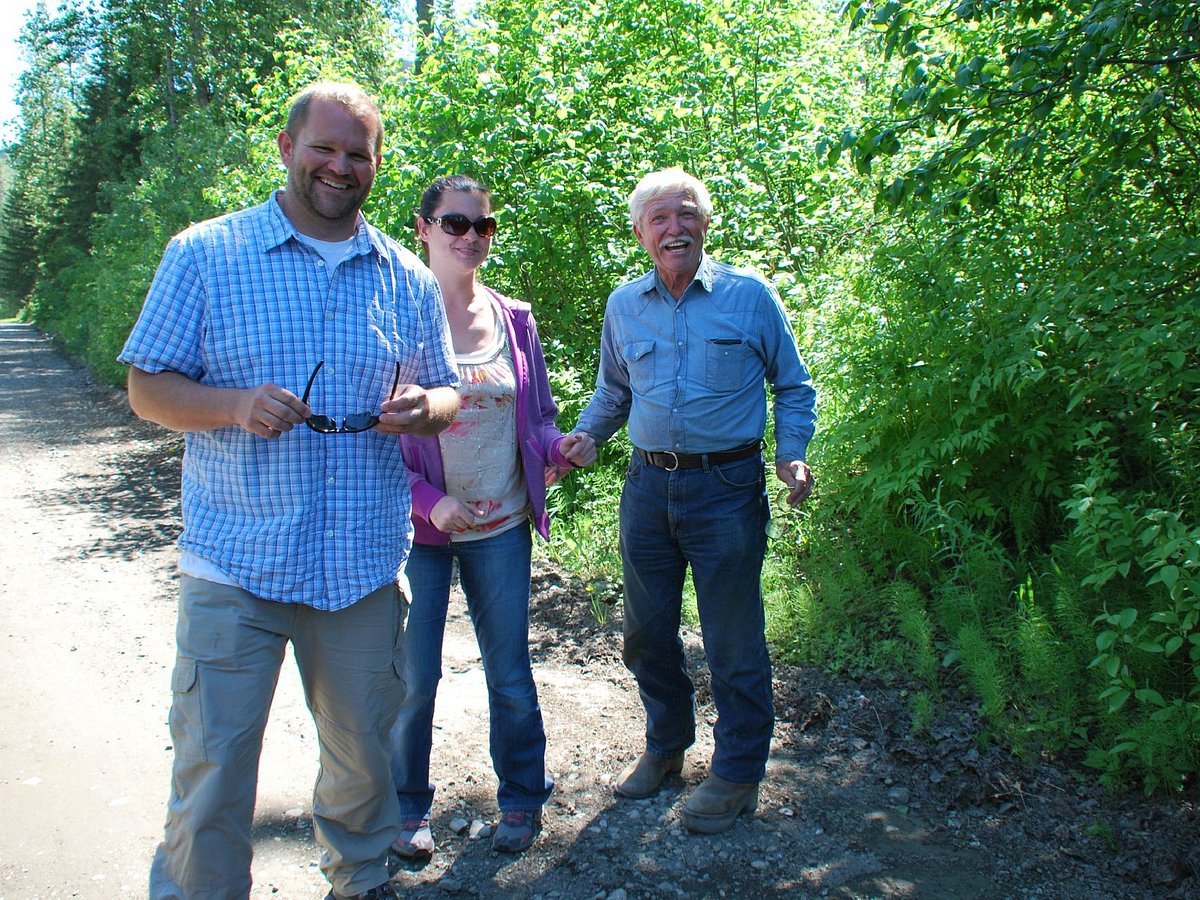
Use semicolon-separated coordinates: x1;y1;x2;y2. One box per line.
326;529;334;537
325;310;335;320
327;475;335;485
316;259;326;267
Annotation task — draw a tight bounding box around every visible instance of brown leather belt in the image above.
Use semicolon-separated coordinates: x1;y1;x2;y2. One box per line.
635;443;761;471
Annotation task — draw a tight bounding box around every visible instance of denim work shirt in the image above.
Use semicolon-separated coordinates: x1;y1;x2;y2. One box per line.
119;194;460;611
576;254;816;463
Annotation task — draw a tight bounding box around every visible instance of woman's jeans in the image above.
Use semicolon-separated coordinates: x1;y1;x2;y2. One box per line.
390;523;553;816
619;451;774;785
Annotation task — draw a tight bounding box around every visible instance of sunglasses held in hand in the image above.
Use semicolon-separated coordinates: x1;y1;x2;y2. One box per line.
424;213;498;238
301;361;401;434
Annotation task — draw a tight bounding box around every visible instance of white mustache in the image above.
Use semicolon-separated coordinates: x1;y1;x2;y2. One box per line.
659;235;693;250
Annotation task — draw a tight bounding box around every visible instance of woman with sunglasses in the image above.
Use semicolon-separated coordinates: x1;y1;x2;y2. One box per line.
389;175;596;857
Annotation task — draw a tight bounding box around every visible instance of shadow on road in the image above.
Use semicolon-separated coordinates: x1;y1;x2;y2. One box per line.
1;322;183;559
62;440;183;559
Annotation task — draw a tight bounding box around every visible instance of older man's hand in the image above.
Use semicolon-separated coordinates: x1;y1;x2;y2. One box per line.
558;431;598;468
775;460;814;507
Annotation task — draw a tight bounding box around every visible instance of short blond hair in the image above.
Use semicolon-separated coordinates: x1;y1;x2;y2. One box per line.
628;167;713;228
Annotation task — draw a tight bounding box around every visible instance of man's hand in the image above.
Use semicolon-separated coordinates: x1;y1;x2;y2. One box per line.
775;460;815;507
377;385;459;436
127;368;308;437
429;496;486;534
233;384;310;439
558;431;598;468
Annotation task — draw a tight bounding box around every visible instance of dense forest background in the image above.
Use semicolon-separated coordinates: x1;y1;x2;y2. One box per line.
1;0;1196;794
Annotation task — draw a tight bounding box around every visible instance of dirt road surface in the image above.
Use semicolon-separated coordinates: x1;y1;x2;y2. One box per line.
0;322;1195;899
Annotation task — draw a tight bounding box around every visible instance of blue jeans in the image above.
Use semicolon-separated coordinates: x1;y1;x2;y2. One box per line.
390;523;553;816
619;451;773;784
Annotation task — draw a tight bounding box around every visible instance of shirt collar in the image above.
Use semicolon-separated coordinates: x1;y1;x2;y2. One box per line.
694;252;716;292
263;191;383;258
641;251;715;300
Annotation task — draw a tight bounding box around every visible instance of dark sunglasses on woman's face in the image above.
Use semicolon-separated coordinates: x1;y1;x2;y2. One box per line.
301;360;401;434
425;213;498;238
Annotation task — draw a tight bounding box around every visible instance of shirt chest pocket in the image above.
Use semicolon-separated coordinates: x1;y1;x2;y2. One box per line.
624;340;657;392
705;338;755;393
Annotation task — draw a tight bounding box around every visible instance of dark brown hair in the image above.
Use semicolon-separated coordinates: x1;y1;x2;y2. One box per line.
418;175;491;220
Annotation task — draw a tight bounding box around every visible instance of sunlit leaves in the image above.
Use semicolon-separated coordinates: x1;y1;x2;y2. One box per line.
841;0;1200;213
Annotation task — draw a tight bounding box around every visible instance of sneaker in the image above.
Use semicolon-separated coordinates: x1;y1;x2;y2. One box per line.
324;881;399;900
392;815;435;859
491;807;542;853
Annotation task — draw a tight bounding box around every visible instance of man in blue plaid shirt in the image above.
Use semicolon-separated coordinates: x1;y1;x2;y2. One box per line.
120;82;460;900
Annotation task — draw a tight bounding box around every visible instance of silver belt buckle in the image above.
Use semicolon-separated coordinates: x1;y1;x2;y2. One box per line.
663;450;679;472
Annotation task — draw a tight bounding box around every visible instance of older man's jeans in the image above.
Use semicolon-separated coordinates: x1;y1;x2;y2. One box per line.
390;522;553;816
619;451;774;785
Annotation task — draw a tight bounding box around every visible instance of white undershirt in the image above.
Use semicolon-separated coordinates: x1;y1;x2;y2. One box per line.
294;233;355;269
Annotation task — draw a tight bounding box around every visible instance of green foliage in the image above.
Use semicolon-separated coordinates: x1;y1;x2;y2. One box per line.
838;0;1200;215
372;0;879;373
0;182;39;310
8;2;400;377
1014;586;1077;711
1;4;81;312
909;689;936;734
799;0;1200;791
955;621;1008;722
892;580;939;686
4;0;1197;793
803;186;1199;788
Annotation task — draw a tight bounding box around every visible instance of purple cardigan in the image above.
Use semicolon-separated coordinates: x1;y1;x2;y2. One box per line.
400;288;574;546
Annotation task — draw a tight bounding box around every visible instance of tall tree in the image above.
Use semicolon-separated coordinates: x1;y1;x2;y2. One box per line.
0;2;83;306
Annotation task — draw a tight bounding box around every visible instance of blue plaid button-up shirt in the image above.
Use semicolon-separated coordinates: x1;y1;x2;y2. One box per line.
119;194;459;610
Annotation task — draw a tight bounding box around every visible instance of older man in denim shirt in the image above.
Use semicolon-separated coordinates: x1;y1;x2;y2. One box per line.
574;167;816;834
120;82;459;900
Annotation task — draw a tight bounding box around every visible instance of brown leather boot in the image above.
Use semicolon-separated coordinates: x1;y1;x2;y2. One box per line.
681;774;760;833
613;750;685;799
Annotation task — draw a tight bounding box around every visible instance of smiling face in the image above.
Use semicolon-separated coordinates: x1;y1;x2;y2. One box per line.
633;189;709;297
417;190;493;280
277;97;381;240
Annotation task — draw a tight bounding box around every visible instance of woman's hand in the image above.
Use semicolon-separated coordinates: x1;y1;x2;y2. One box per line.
429;496;487;533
